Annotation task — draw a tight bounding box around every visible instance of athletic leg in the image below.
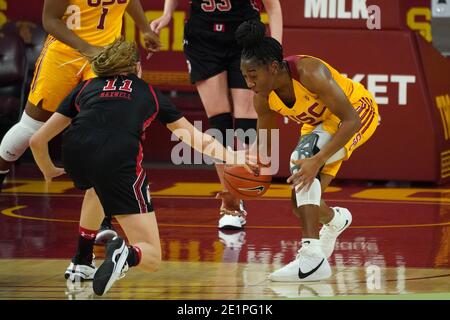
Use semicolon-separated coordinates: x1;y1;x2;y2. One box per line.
196;73;246;229
116;212;161;272
93;212;161;296
318;174;335;224
65;188;105;282
0;101;51;189
231;88;257;146
1;41;84;187
317;97;380;258
229;49;257;143
269;133;331;282
318;173;352;259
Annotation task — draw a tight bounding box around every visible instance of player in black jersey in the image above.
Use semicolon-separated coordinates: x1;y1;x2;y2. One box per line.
151;0;282;230
29;39;242;296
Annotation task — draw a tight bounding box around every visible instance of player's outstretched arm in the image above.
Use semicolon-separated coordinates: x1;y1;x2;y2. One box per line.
29;113;71;182
126;0;161;53
297;58;361;168
288;58;361;190
261;0;283;44
166;117;240;165
42;0;101;57
150;0;179;34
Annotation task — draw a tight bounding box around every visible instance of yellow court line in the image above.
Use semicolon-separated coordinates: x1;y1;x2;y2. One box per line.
1;206;79;223
2;206;450;230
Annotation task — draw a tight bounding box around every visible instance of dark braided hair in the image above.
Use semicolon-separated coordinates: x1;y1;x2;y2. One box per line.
235;20;283;65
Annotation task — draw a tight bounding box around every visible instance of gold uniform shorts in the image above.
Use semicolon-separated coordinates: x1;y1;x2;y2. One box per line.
28;36;96;112
301;94;379;177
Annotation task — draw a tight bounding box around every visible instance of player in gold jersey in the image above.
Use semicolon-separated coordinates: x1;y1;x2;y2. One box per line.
0;1;161;245
236;20;379;281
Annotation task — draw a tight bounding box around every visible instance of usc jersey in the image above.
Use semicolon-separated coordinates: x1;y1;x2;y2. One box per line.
268;55;378;136
268;55;379;177
58;0;129;48
29;0;130;112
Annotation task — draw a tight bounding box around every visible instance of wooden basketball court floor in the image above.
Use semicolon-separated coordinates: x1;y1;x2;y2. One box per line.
0;164;449;300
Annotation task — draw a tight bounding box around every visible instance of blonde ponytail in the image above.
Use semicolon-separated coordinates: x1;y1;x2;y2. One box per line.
90;38;139;77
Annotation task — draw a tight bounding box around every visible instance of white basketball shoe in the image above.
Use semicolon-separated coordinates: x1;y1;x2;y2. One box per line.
64;259;97;282
217;192;247;229
218;209;247;229
269;242;331;282
319;207;352;258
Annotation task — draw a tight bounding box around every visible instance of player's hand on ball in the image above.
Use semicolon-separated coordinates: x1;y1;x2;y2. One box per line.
287;157;321;191
229;148;260;176
245;162;260;176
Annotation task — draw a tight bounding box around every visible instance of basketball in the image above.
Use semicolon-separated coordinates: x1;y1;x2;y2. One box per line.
223;165;272;199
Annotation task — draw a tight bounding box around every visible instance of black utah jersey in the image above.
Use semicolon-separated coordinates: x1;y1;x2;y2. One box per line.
57;74;183;139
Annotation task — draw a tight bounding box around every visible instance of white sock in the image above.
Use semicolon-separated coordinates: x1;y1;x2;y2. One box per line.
301;238;323;256
0;170;9;174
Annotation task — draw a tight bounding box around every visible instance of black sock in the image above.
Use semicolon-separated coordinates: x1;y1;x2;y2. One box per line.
208;113;234;148
101;216;112;229
234;118;257;146
73;227;97;265
126;245;142;267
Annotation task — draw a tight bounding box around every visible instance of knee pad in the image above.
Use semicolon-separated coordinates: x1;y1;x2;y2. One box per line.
294;178;322;207
0;112;45;162
208;113;233;148
290;129;346;175
289;133;322;207
290;133;320;174
234;118;257;146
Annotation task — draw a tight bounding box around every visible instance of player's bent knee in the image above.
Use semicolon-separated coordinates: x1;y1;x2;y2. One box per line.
290;130;346;175
290;133;320;174
289;134;322;207
0;112;45;162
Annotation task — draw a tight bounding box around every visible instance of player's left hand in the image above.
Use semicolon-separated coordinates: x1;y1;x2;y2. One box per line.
143;31;162;57
287;157;321;191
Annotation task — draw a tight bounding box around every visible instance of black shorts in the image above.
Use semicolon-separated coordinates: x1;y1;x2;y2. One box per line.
183;19;249;88
62;127;153;217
